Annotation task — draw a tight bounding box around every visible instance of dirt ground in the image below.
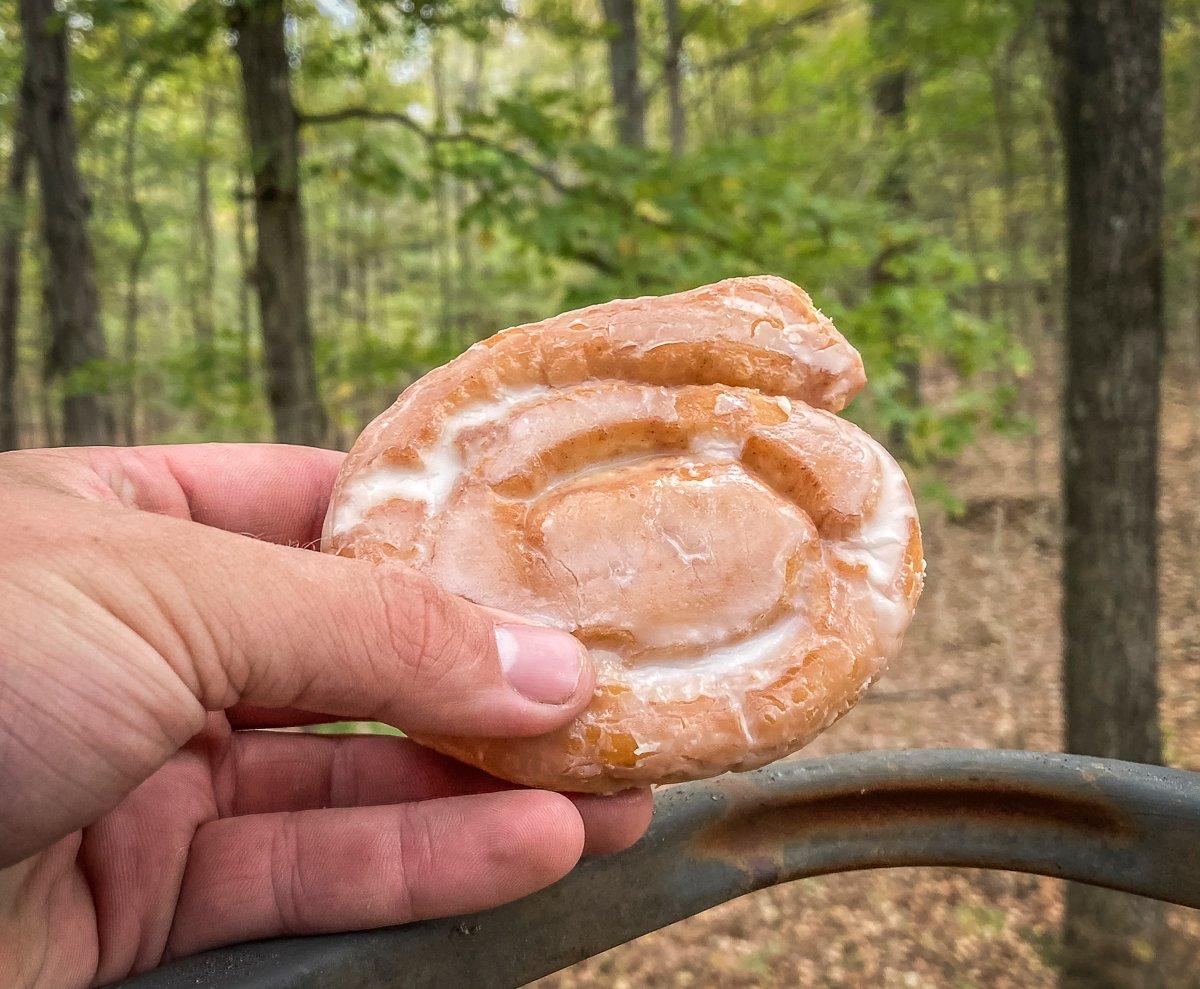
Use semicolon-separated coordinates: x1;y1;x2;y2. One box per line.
537;354;1200;989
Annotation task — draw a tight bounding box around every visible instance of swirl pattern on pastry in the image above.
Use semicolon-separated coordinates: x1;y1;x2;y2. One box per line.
323;276;924;792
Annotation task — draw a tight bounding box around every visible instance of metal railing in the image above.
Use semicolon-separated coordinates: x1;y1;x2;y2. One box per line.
119;749;1200;989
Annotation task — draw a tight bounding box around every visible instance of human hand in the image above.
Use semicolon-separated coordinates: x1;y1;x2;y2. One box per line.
0;444;652;988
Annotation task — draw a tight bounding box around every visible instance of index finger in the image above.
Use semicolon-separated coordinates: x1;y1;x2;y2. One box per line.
5;443;345;547
139;444;345;546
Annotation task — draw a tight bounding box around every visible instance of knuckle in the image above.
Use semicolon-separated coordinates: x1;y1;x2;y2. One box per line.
392;807;438;919
326;738;357;807
268;813;310;935
373;568;476;687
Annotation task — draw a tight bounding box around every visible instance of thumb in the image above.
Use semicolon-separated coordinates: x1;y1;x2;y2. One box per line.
128;512;595;738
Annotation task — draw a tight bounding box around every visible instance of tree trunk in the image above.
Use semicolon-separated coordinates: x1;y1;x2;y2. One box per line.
430;38;455;346
194;91;218;348
355;198;371;345
869;0;920;457
991;22;1032;332
958;173;993;320
1192;30;1200;466
1037;79;1062;339
662;0;685;156
36;273;56;446
0;85;31;452
747;58;767;139
333;191;351;346
599;0;645;149
120;75;151;446
1055;2;1166;986
233;165;255;383
192;92;220;436
453;40;486;349
18;0;114;446
228;0;327;446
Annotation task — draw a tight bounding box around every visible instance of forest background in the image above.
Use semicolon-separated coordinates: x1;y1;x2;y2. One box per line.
2;1;1197;986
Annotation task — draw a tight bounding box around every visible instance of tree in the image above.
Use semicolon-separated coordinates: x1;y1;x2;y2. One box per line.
233;163;255;383
18;0;115;445
662;0;685;156
227;0;327;446
193;90;218;348
599;0;645;148
869;0;921;456
0;80;30;452
119;72;151;445
1054;2;1166;985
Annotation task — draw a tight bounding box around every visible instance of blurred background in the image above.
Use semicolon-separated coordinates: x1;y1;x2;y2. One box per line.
2;0;1197;986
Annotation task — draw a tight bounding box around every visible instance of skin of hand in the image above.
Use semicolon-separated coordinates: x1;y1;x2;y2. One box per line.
0;444;653;989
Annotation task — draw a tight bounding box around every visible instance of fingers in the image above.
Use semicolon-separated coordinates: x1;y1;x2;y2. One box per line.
165;791;584;959
86;499;595;738
10;441;597;736
130;444;342;546
570;789;654;856
222;730;654;855
0;444;344;547
224;732;497;815
109;444;345;547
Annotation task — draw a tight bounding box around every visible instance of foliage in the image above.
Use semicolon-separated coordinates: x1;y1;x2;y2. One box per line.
3;0;1194;465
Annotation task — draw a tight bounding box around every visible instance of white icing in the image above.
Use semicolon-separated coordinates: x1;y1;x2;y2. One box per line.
725;289;856;379
606;615;807;701
828;435;917;642
329;372;918;679
330;385;552;536
713;393;748;414
660;529;710;567
687;433;743;461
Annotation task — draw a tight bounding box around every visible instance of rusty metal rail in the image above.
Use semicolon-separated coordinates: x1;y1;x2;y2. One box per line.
120;749;1200;989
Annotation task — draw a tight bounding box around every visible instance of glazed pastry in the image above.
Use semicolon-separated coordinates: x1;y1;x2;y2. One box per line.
323;276;924;792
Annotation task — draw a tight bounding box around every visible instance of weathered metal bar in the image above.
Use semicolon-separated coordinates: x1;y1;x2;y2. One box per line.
119;749;1200;989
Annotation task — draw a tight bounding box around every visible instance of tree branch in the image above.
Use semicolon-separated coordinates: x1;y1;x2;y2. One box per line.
298;106;573;194
642;2;843;102
296;105;763;268
695;2;843;76
299;106;428;131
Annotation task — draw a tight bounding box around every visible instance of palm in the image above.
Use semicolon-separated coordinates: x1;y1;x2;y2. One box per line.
15;712;640;987
0;444;651;989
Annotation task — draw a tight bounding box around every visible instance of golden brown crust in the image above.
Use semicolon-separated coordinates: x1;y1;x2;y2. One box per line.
324;276;922;792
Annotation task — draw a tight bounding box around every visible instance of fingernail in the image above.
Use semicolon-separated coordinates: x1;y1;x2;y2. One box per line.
496;624;585;705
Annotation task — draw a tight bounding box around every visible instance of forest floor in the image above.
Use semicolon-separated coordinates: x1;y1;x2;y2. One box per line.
537;353;1200;989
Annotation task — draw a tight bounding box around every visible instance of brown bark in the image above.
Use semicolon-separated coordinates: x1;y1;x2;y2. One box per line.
662;0;685;156
747;58;767;139
0;87;31;452
18;0;115;445
1054;2;1166;986
958;172;993;320
37;277;56;446
990;21;1032;330
1193;24;1200;465
453;40;486;349
333;191;351;343
599;0;646;148
183;88;218;434
120;75;151;446
430;38;454;344
233;166;255;383
869;0;920;457
1037;78;1062;337
355;198;371;344
194;91;218;347
870;7;911;211
228;0;327;446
